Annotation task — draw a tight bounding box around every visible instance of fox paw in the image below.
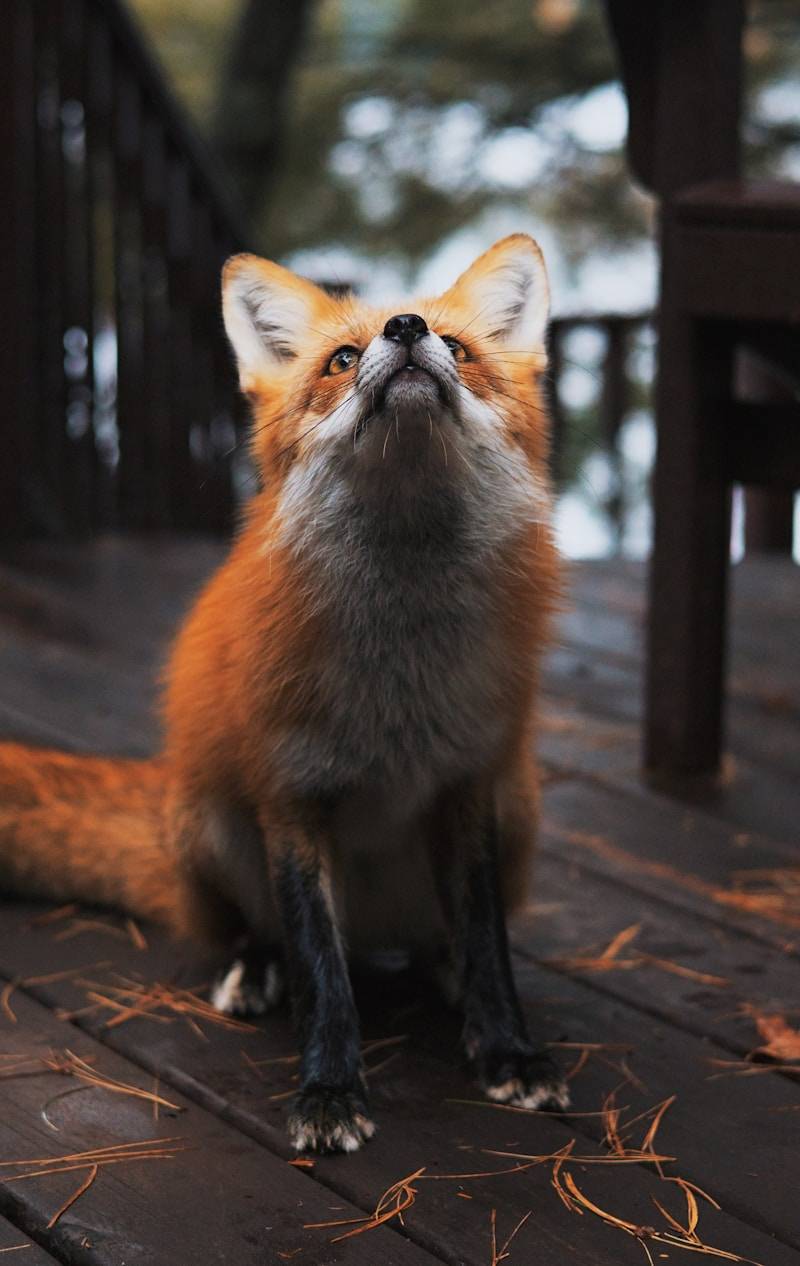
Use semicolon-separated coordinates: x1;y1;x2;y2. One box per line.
210;956;284;1017
479;1048;570;1111
288;1086;376;1154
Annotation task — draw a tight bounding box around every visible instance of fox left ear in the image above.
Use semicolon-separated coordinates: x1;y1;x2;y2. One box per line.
222;254;327;389
445;234;550;351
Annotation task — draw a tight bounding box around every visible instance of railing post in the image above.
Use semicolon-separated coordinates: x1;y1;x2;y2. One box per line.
59;0;96;534
599;318;629;553
0;0;39;536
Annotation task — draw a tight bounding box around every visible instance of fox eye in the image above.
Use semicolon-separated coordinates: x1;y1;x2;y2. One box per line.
326;346;359;375
441;336;467;362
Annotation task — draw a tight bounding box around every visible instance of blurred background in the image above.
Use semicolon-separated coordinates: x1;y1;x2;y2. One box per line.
132;0;800;558
3;0;799;558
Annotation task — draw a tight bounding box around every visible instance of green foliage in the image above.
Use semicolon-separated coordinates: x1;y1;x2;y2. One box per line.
129;0;799;553
130;0;800;279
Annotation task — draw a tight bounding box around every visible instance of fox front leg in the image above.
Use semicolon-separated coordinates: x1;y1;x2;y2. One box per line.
267;820;374;1154
438;784;570;1110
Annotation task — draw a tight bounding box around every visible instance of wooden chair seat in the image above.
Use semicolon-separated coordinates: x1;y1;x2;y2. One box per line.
676;179;800;228
670;181;800;324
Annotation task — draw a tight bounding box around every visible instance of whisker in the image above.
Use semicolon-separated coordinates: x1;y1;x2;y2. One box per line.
437;426;448;466
273;386;364;461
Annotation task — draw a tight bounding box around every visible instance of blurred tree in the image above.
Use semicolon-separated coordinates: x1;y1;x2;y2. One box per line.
211;0;316;213
129;0;798;549
131;0;800;278
262;0;633;265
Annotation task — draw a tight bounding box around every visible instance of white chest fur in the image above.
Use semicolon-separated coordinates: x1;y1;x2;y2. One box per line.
271;436;544;802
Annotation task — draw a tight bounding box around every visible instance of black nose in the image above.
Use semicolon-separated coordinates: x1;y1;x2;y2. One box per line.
383;313;428;346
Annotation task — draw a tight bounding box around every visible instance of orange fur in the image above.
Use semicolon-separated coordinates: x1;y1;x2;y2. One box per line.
0;235;558;944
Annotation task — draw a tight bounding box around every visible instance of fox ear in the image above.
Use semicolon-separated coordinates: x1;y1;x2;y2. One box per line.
445;234;550;350
222;254;324;388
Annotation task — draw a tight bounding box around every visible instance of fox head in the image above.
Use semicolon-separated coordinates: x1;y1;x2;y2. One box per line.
222;235;552;526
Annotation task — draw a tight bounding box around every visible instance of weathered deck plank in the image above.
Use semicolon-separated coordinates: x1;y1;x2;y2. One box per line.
0;987;443;1266
0;906;797;1263
0;538;798;1262
540;777;800;949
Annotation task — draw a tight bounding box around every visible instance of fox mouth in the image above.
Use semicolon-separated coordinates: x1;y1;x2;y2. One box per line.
353;328;463;445
372;363;452;416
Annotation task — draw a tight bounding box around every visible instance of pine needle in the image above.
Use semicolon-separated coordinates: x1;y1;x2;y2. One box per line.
0;962;113;1025
125;919;148;951
0;1136;185;1169
546;924;730;988
29;904;78;926
490;1208;531;1265
600;923;642;960
0;1047;181;1113
706;1058;800;1080
53;918;131;943
550;1141;578;1211
60;976;259;1035
46;1163;98;1229
444;1098;609;1118
485;1148;675;1166
642;1096;676;1150
305;1167;424;1242
562;1171;648;1235
53;1049;182;1112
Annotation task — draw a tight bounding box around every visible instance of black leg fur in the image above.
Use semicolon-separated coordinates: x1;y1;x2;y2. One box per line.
272;838;373;1153
437;786;569;1111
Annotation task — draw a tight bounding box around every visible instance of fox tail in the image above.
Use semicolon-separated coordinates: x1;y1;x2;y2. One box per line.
0;743;186;933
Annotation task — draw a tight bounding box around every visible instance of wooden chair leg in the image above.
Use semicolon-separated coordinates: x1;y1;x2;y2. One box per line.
737;350;797;556
645;241;733;776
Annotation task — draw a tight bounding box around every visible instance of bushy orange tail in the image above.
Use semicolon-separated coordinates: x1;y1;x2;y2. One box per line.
0;743;183;930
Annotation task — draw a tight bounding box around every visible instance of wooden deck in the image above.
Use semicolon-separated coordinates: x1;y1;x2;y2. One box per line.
0;538;797;1265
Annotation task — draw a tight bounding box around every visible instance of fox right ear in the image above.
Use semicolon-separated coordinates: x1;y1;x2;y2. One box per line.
222;254;324;389
445;234;550;351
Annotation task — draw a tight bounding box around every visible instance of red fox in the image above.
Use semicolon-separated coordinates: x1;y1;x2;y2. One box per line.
0;234;568;1152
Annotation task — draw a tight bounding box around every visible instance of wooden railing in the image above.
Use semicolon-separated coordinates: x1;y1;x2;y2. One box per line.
548;312;654;553
1;0;249;539
0;0;657;547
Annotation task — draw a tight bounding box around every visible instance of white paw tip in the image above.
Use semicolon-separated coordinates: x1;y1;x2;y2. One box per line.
289;1114;376;1155
486;1077;570;1111
355;1114;376;1140
339;1129;363;1153
486;1079;519;1102
210;960;246;1015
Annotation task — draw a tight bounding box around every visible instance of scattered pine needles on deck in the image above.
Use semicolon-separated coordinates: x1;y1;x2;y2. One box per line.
707;1004;800;1079
304;1092;766;1264
0;1046;182;1123
56;973;259;1037
0;1138;186;1231
545;922;730;988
